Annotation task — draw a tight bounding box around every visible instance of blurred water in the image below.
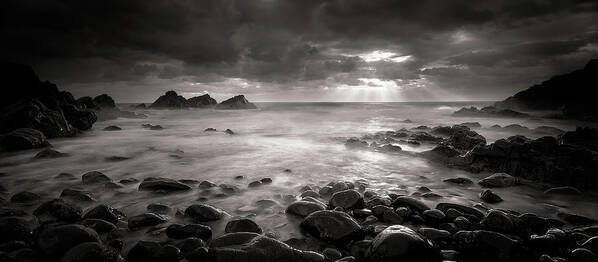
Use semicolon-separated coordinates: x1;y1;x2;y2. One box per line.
1;102;597;246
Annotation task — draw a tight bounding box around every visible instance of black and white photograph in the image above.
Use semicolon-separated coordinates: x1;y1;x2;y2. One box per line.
1;1;598;261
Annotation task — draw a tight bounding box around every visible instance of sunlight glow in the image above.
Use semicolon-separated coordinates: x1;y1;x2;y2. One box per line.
356;50;412;63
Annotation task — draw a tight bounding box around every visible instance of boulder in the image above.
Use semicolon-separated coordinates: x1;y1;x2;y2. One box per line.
60;242;122;262
446;128;486;151
82;171;111;184
0;128;50;151
127;241;180;262
209;232;324;262
37;224;100;257
300;210;363;244
391;196;430;212
128;213;167;230
138;177;192;192
166;224;212;240
436;203;484;219
60;188;95;202
10;191;41;203
34;148;68;158
184;204;224;222
480;210;514;233
443;177;473;185
480;189;503;203
0;217;35;243
453;230;525;262
81;218;117;234
150;91;217;109
33;198;82;223
187;94;217;108
286;201;326;217
366;225;442;262
330;190;364;210
225;218;262;234
478;173;519;188
452;106;530;118
83;204;125;224
215;95;257;110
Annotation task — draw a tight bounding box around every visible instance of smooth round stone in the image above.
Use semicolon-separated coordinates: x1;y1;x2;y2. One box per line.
139;177;192;192
0;217;35;243
33;198;82;223
544;186;582;195
418;227;450;240
225;218;262;234
330;190;364;210
481;210;514;233
81;219;117;234
323;248;342;261
10;191;41;203
166;224;212;240
184;204;224;222
367;225;441;262
480;189;503;203
478;173;519;188
353;209;373;219
423;209;446;223
300;190;321;198
571;248;598;262
60;242;122;262
391;196;430;212
38;224;100;257
147;203;171;214
83;204;125;223
82;171;111;184
128;213;167;230
300;210;364;244
286;201;326;217
198;180;216;189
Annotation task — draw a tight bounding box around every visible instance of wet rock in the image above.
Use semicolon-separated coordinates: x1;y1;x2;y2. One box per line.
422;209;446;223
481;210;514;233
81;218;116;234
261;178;273;184
248;181;262;187
544;186;582;195
60;242;122;262
198;180;216;189
175;237;205;257
37;224;100;257
300;190;320;198
436;203;484;219
103;125;122;131
443;177;473;185
418;227;450;241
138;177;192;192
557;212;597;225
10;191;41;203
300;210;363;244
119;178;138;184
225;129;235;135
215;95;257;110
0;128;50;151
105;156;130;162
147;203;171;214
391;196;430;212
365;196;392;208
345;137;368;148
453;230;521;262
83;204;125;224
33;198;82;223
219;184;240;194
204;128;217;132
82;171;111;184
447;128;486;150
225;218;262;234
128;213;167;230
380;144;402;152
184;204;224;222
452;106;530;118
480;189;503;203
127;241;180;262
330;190;364;210
366;225;442;262
209;232;324;262
166;224;212;240
286;201;326;217
570;248;598;262
581;236;598;254
478;173;519;188
323;248;342;261
0;217;35;243
60;188;95;202
34;148;68;158
352;209;373;219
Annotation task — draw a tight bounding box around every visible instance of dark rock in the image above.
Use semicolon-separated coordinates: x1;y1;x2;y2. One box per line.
379;144;402;152
138;177;192;192
135;103;146;109
366;225;442;262
187;94;217;108
184;204;224;222
225;218;262;234
330;190;364;210
119;178;138;184
209;232;324;262
570;248;598;262
60;242;122;262
175;237;205;256
150;91;217;109
147;203;171;214
446;128;486;151
37;224;100;257
581;236;598;254
128;213;167;230
0;217;35;243
436;203;484;219
261;178;273;184
345;137;368;148
453;230;523;262
248;181;262;187
215;95;257;109
481;210;514;233
544;186;582;195
480;190;503;203
391;196;430;212
34;148;68;158
105;156;130;162
422;209;446;223
166;224;212;240
452;106;530;118
126;241;164;262
300;210;363;244
219;184;240;193
204;128;217;132
82;171;111;184
478;173;519;188
81;218;117;234
300;190;320;198
0;128;50;151
60;188;95;202
418;227;450;241
225;129;235;135
323;248;342;261
10;191;41;203
198;180;217;189
83;204;125;223
103;125;122;131
352;209;373;219
286;201;326;217
557;212;597;225
33;198;82;223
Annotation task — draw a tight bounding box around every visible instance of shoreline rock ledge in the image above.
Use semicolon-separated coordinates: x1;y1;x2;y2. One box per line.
150;90;217;109
215;95;257;110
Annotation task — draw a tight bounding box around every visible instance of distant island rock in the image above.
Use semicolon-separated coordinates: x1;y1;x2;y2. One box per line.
215;95;257;110
0;62;97;140
150;90;217;109
77;94;146;121
494;59;598;121
452;106;530;118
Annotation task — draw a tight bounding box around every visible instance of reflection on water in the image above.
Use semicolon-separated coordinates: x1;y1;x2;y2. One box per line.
1;102;597;245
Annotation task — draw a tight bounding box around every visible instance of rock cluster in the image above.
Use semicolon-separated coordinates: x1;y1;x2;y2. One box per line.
150;90;217;108
215;95;257;110
77;94;146;121
452;106;530;118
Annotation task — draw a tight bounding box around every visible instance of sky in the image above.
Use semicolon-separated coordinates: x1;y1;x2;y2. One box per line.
2;0;597;102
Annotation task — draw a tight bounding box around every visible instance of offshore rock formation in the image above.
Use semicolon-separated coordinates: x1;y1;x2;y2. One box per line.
150;90;217;109
452;106;530;118
0;62;97;143
495;59;598;120
77;94;146;121
215;95;257;110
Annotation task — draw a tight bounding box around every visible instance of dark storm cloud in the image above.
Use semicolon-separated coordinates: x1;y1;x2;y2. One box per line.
1;0;597;101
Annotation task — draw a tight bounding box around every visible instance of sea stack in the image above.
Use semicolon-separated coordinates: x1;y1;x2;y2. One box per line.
149;91;217;109
215;95;257;110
